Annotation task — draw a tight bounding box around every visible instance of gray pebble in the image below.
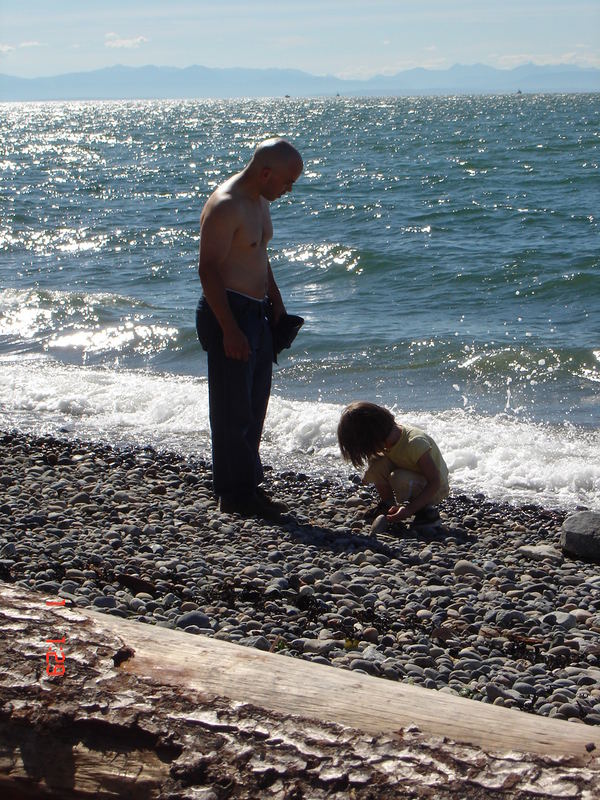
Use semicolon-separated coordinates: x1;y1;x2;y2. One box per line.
453;560;484;578
176;611;211;629
93;596;117;609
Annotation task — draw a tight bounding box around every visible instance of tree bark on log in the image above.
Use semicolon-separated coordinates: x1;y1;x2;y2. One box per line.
1;583;599;799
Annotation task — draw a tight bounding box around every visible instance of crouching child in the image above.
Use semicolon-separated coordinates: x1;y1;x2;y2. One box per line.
337;401;449;528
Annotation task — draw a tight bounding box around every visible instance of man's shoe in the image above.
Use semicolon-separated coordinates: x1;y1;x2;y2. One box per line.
254;492;287;521
219;492;284;522
256;486;289;513
219;495;258;516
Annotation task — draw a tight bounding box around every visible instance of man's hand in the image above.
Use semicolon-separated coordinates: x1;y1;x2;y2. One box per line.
269;298;286;326
223;326;250;361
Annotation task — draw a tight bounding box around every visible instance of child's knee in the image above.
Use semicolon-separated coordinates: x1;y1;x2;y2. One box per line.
389;469;427;502
363;455;393;485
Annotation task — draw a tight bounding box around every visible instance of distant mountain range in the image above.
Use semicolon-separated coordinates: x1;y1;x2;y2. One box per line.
1;62;598;101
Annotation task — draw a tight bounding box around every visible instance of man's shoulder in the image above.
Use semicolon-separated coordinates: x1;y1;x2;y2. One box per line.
204;171;243;205
202;186;244;226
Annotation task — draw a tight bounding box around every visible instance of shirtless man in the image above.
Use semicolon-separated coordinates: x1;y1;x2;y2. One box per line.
196;138;303;518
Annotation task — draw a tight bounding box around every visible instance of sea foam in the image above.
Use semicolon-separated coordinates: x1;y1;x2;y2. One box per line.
1;359;598;512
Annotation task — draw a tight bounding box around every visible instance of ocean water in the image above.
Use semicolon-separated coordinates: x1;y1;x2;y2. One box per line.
1;95;599;510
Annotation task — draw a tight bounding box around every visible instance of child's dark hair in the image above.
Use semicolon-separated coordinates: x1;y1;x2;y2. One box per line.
337;401;395;468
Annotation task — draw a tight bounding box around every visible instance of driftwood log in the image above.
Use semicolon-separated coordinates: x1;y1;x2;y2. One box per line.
1;583;599;799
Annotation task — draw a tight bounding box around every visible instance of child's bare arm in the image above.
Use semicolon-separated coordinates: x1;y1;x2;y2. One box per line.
359;476;395;518
373;479;395;507
386;451;441;521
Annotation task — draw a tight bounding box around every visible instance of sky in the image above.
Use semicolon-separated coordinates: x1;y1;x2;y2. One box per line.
1;0;599;79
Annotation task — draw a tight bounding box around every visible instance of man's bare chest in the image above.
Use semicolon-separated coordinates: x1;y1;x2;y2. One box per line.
233;201;273;251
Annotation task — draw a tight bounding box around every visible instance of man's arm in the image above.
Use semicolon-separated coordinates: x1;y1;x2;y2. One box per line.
199;201;250;361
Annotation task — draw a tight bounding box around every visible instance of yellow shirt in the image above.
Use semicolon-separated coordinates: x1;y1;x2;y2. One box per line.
364;423;449;489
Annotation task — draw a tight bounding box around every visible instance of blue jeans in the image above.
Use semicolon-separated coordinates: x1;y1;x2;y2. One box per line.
196;292;273;503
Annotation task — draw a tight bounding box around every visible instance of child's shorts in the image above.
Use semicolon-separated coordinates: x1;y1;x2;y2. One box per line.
363;455;448;505
388;468;449;506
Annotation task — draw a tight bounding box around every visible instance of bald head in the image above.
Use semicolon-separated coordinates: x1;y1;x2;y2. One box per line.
244;137;303;202
251;138;303;172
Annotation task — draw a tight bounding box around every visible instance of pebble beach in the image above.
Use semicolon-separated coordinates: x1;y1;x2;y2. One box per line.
2;429;600;728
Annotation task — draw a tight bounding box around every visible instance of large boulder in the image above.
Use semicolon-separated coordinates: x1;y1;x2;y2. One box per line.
560;511;600;563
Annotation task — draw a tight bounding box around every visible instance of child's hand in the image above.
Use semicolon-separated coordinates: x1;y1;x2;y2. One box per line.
362;498;393;521
386;505;410;522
